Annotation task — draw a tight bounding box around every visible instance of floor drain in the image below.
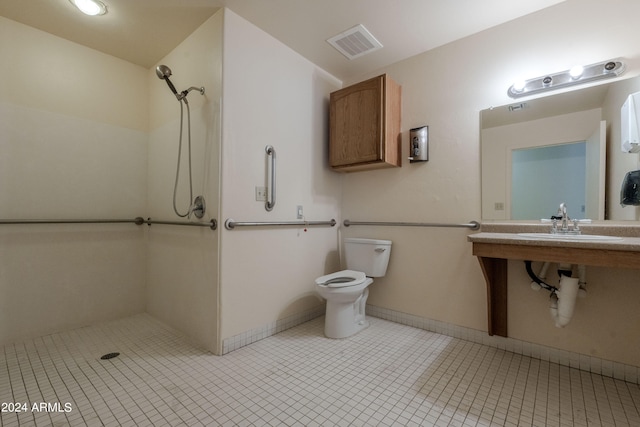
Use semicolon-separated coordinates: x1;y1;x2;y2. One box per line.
100;352;120;360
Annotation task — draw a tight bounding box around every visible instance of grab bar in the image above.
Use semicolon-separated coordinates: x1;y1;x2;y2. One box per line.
140;217;217;230
265;145;276;211
0;218;137;225
0;217;217;230
225;218;336;230
343;219;480;230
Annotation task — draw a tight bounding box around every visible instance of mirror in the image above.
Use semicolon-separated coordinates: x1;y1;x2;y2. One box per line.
481;76;640;221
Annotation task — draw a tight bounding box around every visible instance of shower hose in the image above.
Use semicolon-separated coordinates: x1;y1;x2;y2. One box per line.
173;99;194;218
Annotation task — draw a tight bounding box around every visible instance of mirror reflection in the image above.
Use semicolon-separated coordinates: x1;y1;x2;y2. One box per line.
481;76;640;221
511;142;587;220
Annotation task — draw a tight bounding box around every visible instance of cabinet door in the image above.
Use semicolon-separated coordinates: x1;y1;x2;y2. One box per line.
330;76;383;167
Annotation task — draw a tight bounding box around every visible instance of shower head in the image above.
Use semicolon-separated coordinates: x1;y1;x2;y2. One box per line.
155;64;180;99
155;64;204;101
155;64;171;79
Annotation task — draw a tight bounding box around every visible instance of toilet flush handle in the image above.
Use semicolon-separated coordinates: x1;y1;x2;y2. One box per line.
375;248;386;253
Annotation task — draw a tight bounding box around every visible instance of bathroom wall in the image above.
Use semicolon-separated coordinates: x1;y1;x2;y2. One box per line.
0;16;148;345
146;11;223;353
218;10;342;345
341;0;640;367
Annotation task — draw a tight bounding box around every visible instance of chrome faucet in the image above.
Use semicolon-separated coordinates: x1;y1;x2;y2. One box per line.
559;202;568;232
551;202;581;235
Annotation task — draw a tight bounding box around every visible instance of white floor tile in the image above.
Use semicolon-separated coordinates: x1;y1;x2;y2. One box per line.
1;314;639;426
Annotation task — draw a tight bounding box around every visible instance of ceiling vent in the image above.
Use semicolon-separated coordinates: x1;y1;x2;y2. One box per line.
327;24;383;60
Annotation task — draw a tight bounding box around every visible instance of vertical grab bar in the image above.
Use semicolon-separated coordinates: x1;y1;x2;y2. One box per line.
265;145;276;211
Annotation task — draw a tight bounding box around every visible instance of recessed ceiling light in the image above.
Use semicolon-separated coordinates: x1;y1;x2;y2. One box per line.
69;0;108;16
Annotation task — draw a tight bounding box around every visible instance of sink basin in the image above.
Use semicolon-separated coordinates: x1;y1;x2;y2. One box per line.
517;233;623;242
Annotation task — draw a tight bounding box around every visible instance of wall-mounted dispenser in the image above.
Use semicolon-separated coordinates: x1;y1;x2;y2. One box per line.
621;91;640;153
409;126;428;163
621;170;640;206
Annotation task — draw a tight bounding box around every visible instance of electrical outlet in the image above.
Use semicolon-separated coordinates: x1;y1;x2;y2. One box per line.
255;186;267;201
296;205;303;219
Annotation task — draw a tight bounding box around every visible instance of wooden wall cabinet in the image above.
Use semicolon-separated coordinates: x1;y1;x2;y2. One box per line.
329;74;402;172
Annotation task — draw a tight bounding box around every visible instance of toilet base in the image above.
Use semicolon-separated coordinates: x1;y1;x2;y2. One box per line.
324;288;370;339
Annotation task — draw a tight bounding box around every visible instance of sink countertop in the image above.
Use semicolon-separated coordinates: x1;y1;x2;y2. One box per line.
468;231;640;252
470;221;640;251
478;221;640;237
468;230;640;252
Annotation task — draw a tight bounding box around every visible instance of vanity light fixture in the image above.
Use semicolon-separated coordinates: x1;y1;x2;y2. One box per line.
69;0;108;16
508;59;625;98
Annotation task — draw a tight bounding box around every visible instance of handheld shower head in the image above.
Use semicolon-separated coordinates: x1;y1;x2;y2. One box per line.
156;64;204;102
155;64;172;79
155;64;180;99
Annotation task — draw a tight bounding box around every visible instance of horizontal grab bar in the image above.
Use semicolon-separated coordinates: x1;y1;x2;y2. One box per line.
0;217;217;230
343;219;480;230
139;217;217;230
225;218;336;230
0;218;137;225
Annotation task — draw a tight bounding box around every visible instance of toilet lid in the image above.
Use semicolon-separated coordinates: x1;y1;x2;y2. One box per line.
315;270;366;288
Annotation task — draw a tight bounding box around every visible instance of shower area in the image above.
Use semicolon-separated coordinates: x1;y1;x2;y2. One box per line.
0;11;222;353
0;9;342;356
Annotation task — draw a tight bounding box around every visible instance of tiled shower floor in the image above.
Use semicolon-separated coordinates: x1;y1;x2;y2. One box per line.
1;314;639;427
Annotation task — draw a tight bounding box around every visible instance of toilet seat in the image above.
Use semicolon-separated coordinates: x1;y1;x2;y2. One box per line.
315;270;366;288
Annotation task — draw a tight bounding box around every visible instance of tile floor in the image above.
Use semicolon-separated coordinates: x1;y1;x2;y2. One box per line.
1;314;639;427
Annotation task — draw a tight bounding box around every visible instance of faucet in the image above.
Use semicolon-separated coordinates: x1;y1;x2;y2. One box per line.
559;202;568;232
551;202;581;235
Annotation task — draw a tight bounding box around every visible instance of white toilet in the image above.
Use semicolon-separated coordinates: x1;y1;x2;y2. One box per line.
315;238;392;338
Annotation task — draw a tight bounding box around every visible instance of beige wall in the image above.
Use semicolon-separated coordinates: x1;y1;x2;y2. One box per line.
0;17;148;344
0;17;148;132
219;10;342;341
146;11;223;353
341;0;640;367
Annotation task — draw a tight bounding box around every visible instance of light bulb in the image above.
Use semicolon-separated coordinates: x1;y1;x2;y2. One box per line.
569;65;584;79
512;80;526;93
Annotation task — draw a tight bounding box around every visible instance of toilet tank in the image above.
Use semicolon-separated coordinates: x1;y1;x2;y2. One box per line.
344;238;392;277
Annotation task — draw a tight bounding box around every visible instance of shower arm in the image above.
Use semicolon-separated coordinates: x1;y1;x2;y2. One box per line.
179;86;205;100
186;86;205;95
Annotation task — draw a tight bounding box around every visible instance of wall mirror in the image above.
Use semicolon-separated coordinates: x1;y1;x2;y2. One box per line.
481;75;640;221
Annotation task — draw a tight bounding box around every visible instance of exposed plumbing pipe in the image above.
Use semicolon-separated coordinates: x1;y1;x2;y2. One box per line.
525;261;557;292
550;272;580;328
577;264;587;298
529;261;551;291
525;261;587;327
